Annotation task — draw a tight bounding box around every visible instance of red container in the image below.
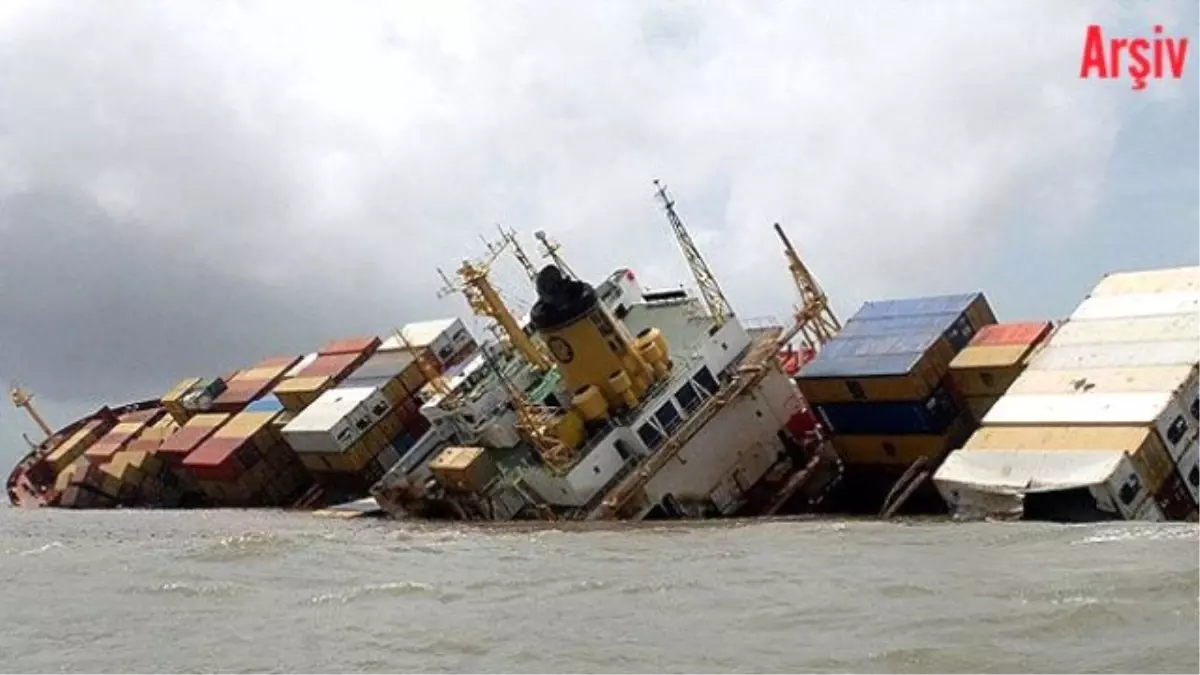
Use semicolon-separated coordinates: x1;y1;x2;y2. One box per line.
211;380;274;412
296;352;367;380
183;438;249;482
159;425;220;462
970;322;1053;348
318;336;381;357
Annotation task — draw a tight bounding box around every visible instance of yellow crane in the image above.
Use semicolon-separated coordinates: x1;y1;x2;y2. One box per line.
653;179;734;328
9;384;53;442
437;234;552;372
774;222;841;349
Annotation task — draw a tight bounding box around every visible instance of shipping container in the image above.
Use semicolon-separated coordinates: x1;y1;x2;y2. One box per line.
284;352;319;378
963;425;1177;495
1179;441;1199;503
1049;314;1199;347
342;350;429;400
1154;468;1199;520
796;336;955;404
935;448;1153;520
231;364;290;384
950;344;1034;370
831;410;974;467
981;393;1195;462
215;411;280;439
429;446;499;493
47;421;107;473
245;395;284;414
273;375;334;412
158;414;229;462
970;321;1054;347
211;379;275;413
832;311;979;351
852;292;994;323
282;387;391;454
813;381;962;436
1025;340;1198;371
295;352;368;381
1069;291;1199;322
1089;266;1199;297
254;355;303;371
1005;365;1198;397
318;336;381;357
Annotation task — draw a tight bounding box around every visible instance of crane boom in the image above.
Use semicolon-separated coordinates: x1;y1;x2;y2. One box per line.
653;179;733;327
773;222;841;348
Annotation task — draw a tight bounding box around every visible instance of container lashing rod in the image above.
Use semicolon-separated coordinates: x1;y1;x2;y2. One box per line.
774;222;841;350
653;179;734;328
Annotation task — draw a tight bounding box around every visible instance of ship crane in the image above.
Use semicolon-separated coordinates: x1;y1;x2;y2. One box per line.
437;234;552;372
9;384;52;442
653;179;734;328
774;222;841;351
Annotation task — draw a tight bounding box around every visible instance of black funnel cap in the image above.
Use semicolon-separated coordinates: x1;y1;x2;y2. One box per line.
530;264;598;331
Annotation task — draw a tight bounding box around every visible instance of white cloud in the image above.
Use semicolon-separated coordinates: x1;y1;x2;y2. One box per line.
1;0;1193;457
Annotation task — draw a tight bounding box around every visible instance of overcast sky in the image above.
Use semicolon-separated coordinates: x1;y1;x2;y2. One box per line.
1;1;1197;463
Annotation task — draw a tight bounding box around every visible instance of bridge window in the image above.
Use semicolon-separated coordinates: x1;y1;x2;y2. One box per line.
655;401;682;434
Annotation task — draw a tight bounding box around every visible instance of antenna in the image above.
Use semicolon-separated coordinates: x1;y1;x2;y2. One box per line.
496;225;538;282
653;179;733;327
533;230;578;280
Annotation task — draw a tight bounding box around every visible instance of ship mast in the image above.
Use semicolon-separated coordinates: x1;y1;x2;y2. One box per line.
438;235;552;372
774;222;841;349
9;384;53;442
488;225;539;283
533;230;578;280
653;179;733;328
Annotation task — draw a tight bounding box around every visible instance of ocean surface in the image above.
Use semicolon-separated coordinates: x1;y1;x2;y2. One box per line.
1;507;1197;674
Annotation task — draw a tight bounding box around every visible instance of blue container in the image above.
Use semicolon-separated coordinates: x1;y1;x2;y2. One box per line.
836;312;962;338
850;293;984;321
246;394;284;413
813;384;961;435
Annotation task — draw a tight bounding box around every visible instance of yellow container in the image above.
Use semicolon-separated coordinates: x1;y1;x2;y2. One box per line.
950;360;1026;398
215;412;278;439
187;413;230;429
963;425;1176;493
162;377;203;403
47;427;101;473
273;376;333;412
233;365;288;383
429;446;498;493
832;412;974;467
950;344;1033;370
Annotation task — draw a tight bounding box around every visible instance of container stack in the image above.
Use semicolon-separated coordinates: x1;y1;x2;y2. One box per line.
44;411;118;475
948;322;1055;423
795;293;997;511
271;340;378;413
182;410;313;506
934;265;1199;522
379;319;479;372
281;348;432;499
55;458;118;509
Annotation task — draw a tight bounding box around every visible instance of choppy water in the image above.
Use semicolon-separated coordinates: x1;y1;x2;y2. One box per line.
0;507;1196;674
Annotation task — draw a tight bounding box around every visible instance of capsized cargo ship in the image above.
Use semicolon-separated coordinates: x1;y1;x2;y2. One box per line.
6;185;844;520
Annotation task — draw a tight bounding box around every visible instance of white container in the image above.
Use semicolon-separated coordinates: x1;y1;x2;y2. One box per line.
1089;266;1199;297
982;392;1196;461
1179;441;1199;503
1005;365;1198;396
1069;291;1198;321
284;352;319;378
374;444;402;473
1132;493;1165;522
933;449;1151;520
281;387;379;454
1025;340;1198;371
1049;314;1200;346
